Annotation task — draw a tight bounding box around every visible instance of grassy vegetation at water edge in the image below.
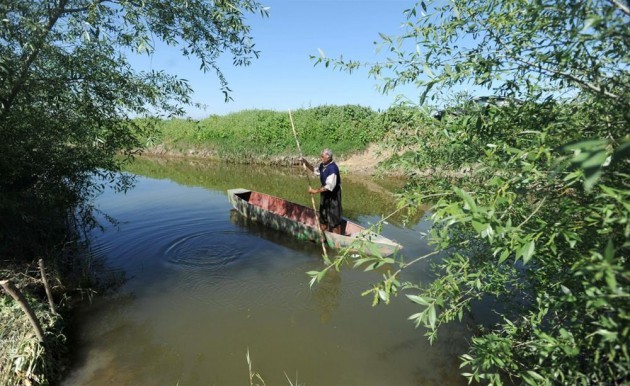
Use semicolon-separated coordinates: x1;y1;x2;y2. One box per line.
136;105;427;161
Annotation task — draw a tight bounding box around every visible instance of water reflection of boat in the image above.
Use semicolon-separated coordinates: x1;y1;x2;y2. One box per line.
227;188;402;257
228;209;321;255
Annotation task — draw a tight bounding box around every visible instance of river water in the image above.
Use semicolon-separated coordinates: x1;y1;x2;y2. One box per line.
62;157;472;386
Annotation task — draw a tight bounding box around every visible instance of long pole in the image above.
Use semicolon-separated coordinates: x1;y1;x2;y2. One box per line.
289;110;330;263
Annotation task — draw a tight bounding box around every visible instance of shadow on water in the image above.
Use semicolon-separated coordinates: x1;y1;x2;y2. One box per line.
61;156;472;386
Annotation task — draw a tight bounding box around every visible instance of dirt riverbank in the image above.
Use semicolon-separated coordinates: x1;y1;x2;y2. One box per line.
140;143;397;176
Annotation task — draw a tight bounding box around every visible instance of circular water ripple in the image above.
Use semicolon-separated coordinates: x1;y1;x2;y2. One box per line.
160;228;317;308
163;230;243;272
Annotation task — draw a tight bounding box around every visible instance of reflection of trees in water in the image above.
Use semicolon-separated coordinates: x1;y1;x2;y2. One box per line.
59;237;128;300
311;269;341;323
124;157;419;226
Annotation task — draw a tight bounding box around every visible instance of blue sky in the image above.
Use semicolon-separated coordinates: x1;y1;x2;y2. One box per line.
131;0;418;118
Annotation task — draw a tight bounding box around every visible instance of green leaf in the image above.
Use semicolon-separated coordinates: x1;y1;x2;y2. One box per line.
378;32;392;43
353;257;372;269
562;139;609;192
406;294;432;306
595;329;617;342
419;80;436;105
427;304;437;329
603;238;618;291
481;224;494;239
444;63;452;76
518;240;535;264
582;16;601;32
408;312;423;321
498;249;510;264
408;312;425;327
454;187;477;212
605;270;617;292
604;238;614;260
422;63;434;78
472;220;485;233
526;370;545;382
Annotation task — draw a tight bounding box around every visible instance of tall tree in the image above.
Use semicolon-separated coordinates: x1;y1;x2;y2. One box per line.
312;1;629;384
0;0;268;210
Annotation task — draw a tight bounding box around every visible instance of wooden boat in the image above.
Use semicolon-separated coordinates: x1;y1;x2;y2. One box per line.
227;188;402;257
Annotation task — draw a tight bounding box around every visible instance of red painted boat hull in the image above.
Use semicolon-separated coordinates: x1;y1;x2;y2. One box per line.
228;188;402;257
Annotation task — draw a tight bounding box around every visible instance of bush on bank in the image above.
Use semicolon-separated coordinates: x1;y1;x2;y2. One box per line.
138;105;424;160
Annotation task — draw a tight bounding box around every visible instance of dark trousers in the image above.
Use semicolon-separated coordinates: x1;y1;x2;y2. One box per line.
319;188;342;228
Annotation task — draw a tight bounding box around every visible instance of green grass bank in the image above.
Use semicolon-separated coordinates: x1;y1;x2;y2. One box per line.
137;104;427;164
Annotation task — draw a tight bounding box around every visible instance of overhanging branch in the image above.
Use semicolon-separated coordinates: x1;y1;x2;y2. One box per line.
610;0;630;16
1;0;69;118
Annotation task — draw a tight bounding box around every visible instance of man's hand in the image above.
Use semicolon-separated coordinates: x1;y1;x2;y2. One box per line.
300;157;312;172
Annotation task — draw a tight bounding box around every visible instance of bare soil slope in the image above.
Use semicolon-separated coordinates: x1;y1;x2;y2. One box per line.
338;143;395;175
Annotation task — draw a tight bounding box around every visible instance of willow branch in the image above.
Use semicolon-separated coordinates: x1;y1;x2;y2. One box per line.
38;259;57;314
63;0;111;14
475;12;622;101
1;280;45;342
1;0;68;117
610;0;630;16
518;197;546;229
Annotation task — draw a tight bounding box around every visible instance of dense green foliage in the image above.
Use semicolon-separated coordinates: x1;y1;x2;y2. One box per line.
0;1;266;384
312;1;629;385
143;105;387;159
0;0;267;256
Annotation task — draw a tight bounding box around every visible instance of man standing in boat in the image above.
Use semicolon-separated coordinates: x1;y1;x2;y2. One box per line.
301;149;343;235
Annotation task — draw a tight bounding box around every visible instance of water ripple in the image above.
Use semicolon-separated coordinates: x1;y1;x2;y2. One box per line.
163;230;243;271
